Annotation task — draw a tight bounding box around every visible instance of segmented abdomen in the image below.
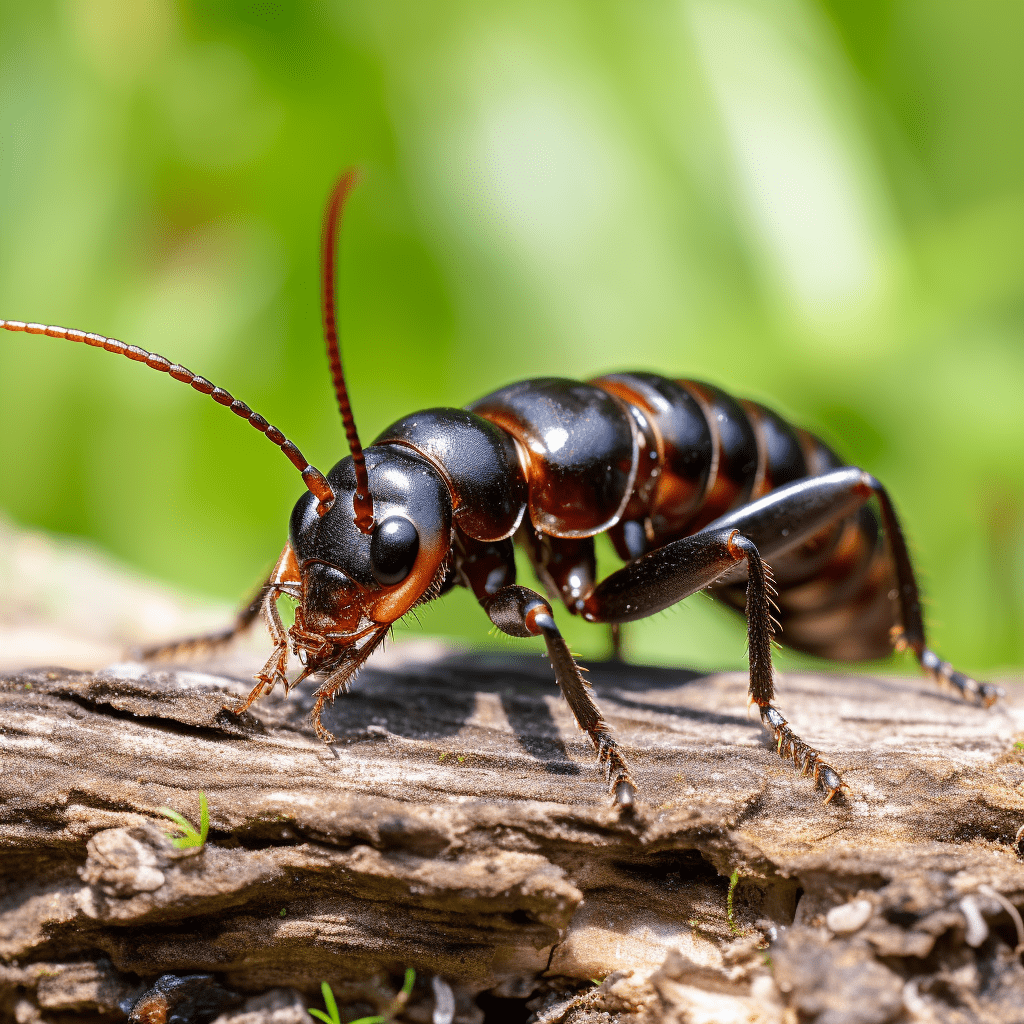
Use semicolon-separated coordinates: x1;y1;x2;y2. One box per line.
471;373;896;661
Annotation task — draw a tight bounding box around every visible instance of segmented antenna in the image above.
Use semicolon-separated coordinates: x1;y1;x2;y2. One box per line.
322;169;374;534
0;319;336;516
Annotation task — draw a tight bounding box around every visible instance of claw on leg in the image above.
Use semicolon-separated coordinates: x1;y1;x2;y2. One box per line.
309;695;337;744
920;648;1003;707
890;627;1003;708
226;643;289;716
303;628;391;745
594;731;636;808
758;704;845;803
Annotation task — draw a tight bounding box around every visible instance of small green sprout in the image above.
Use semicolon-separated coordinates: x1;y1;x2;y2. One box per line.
1014;741;1024;751
280;908;288;917
727;869;741;935
309;982;341;1024
158;791;209;849
311;970;415;1024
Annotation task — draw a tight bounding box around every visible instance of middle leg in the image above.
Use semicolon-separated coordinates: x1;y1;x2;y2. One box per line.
483;583;637;807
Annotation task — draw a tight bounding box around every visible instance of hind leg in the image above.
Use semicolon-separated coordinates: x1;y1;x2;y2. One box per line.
585;467;998;800
701;468;1001;704
870;486;1001;705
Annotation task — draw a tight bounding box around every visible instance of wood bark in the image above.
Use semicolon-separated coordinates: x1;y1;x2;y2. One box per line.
3;644;1024;1024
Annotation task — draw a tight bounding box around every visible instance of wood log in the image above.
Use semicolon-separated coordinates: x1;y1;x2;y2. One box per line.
3;648;1024;1023
2;520;1024;1022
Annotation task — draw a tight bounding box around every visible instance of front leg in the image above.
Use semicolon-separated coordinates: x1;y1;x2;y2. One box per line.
483;584;637;807
582;527;844;802
138;542;303;718
228;543;303;717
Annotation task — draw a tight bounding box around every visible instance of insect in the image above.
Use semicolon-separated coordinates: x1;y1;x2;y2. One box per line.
2;171;1000;809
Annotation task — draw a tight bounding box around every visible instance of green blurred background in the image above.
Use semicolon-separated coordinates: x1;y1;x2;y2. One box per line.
2;0;1023;677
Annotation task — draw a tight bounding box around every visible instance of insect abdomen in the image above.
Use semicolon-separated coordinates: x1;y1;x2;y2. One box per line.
471;371;895;659
614;374;895;661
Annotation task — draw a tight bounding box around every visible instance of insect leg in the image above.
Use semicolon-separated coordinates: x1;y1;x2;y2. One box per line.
138;580;269;661
218;544;303;716
304;623;391;744
707;468;1001;704
483;584;637;807
871;483;1002;706
609;623;624;661
581;526;844;801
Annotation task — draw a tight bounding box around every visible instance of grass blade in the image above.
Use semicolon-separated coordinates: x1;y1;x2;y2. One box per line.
198;791;209;844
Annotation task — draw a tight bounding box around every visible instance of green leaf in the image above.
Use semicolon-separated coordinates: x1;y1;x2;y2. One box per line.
157;807;192;832
309;973;410;1024
158;808;200;848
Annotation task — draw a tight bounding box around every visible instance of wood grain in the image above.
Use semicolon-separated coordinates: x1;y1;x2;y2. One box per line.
3;646;1024;1023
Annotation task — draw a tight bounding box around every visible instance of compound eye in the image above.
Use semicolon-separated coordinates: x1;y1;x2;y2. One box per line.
369;516;420;587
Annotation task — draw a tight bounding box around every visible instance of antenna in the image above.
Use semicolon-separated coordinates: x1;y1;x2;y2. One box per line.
0;319;336;516
322;169;374;534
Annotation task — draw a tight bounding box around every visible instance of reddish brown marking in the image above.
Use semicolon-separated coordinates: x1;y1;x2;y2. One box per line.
593;374;715;534
590;376;664;519
369;528;452;625
524;603;545;635
738;399;770;499
321;169;374;533
679;380;757;530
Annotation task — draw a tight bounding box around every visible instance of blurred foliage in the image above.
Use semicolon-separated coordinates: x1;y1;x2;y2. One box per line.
1;0;1023;675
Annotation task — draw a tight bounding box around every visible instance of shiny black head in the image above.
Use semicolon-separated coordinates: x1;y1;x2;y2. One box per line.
289;445;453;637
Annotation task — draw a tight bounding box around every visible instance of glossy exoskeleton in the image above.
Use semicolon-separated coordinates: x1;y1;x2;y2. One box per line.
2;171;1000;808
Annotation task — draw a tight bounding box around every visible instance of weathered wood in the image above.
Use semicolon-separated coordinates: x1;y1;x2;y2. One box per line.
3;519;1024;1022
3;647;1024;1023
